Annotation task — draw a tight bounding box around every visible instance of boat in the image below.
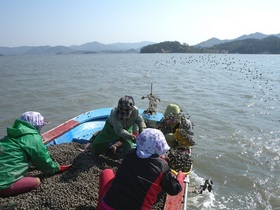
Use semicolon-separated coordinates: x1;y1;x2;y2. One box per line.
42;108;163;146
41;91;192;210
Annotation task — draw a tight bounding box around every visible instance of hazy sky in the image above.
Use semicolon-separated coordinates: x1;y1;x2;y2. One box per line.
1;0;279;47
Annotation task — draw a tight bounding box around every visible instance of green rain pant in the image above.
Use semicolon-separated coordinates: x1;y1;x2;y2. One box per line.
91;120;134;155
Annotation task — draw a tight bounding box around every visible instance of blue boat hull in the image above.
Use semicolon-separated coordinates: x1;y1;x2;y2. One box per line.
42;108;163;146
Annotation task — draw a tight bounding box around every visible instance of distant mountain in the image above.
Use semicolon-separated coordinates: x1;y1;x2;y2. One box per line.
208;35;280;54
0;41;155;55
235;32;269;41
2;32;280;55
140;36;280;54
70;41;115;51
193;38;229;48
0;46;34;55
41;46;75;54
194;32;280;48
108;41;155;50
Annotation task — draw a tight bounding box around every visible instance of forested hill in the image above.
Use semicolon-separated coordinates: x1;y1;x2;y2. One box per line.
208;36;280;54
140;36;280;54
140;41;193;53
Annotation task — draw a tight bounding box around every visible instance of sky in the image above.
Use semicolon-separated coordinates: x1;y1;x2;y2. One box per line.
1;0;280;47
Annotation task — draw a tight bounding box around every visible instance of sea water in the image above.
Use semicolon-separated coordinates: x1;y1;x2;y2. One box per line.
0;53;279;209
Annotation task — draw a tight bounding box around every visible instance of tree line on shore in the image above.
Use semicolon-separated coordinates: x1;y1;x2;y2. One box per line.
140;36;280;54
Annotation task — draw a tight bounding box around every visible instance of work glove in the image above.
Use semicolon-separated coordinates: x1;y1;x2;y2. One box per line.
59;164;72;172
132;131;139;137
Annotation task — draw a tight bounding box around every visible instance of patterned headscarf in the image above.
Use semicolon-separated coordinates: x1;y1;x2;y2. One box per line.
20;111;46;130
136;128;170;159
116;96;134;119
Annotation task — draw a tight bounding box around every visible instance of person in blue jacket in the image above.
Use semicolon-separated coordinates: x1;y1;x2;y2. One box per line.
0;111;72;197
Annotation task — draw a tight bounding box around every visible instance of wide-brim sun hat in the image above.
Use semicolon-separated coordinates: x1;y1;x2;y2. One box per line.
136;128;170;159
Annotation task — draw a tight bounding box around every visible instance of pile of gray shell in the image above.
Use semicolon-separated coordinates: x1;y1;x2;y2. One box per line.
0;142;167;210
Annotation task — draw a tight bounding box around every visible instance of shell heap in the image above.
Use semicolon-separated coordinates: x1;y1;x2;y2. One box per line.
159;112;179;134
167;147;193;173
161;112;195;174
175;114;195;147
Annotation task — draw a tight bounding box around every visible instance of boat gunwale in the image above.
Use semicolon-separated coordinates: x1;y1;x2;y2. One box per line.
42;107;163;145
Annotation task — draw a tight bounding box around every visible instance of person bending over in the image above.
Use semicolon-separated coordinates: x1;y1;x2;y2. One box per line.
97;128;185;210
91;95;146;155
0;111;71;197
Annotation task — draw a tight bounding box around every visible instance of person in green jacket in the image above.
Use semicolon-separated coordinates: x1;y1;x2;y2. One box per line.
0;111;72;197
91;96;147;155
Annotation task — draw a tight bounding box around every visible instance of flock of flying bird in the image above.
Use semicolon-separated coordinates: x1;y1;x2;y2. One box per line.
151;54;278;103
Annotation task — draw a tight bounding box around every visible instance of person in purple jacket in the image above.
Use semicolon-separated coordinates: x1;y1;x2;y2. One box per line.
97;128;185;210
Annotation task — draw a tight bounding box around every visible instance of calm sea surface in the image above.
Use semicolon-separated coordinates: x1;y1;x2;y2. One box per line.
0;53;279;209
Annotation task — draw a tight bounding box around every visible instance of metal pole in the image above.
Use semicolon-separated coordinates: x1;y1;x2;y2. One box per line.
182;175;190;210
